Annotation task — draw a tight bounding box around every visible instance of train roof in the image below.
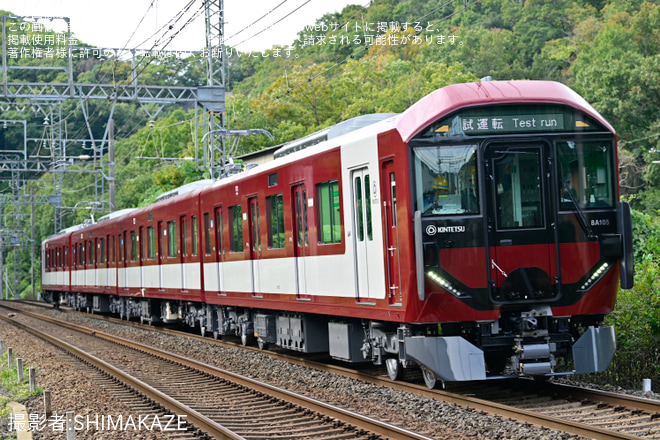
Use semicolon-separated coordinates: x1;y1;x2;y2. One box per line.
395;80;615;142
155;179;215;202
273;113;398;159
97;207;140;223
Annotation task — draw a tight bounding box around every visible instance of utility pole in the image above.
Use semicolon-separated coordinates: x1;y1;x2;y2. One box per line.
30;187;35;299
109;119;115;212
201;0;227;178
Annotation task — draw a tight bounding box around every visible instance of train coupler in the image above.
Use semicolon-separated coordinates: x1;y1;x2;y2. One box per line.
511;339;557;376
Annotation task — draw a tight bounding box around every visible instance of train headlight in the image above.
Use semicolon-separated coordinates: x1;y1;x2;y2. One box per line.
427;271;464;297
580;262;610;291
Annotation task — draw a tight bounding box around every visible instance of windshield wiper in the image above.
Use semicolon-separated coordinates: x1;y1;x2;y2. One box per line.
561;179;597;240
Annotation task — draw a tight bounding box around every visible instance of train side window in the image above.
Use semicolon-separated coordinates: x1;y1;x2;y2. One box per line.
215;208;225;255
252;200;261;251
147;226;155;259
130;231;138;262
181;216;188;257
229;204;243;253
317;181;341;244
191;216;198;256
89;240;94;264
111;236;116;263
100;238;105;264
168;221;177;257
355;176;365;241
267;194;285;249
79;242;84;266
204;213;212;255
138;227;144;262
364;175;373;240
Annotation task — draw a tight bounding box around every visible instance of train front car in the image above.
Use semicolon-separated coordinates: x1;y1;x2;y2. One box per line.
395;80;633;386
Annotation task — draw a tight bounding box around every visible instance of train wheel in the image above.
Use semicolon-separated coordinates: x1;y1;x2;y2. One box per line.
421;367;440;389
385;358;404;381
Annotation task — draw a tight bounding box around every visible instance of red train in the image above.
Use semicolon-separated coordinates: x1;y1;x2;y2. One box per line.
42;80;633;387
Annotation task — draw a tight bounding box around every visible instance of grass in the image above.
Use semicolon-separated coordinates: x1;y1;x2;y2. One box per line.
0;351;43;419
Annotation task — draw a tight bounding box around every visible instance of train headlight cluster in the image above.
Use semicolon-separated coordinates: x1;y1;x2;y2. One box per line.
427;271;463;297
580;262;610;291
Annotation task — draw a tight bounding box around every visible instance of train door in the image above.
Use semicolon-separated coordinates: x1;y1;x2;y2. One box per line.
292;184;309;298
485;141;559;302
248;197;262;297
351;167;376;301
157;221;164;289
381;160;401;305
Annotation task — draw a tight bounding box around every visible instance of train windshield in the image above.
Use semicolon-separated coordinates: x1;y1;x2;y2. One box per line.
412;144;479;216
557;140;615;210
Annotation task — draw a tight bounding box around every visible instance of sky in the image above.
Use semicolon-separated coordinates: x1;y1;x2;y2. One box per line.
0;0;361;53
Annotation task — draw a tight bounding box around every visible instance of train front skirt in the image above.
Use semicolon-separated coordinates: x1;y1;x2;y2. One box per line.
404;325;616;381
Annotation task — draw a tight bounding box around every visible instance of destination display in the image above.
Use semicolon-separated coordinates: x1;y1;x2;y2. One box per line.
452;113;566;134
417;104;606;139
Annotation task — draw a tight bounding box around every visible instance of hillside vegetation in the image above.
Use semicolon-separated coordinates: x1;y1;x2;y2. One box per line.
2;0;659;388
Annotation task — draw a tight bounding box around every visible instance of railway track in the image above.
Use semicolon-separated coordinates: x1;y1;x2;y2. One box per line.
0;302;434;440
9;300;660;439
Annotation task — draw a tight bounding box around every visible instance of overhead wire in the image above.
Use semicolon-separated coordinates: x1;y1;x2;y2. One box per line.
224;0;290;42
227;0;372;113
228;0;312;49
234;0;480;128
66;0;205;150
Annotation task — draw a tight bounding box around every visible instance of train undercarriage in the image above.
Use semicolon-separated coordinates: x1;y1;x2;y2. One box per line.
42;290;615;389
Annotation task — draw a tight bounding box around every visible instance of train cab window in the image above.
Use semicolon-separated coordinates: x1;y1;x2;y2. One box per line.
147;226;155;259
267;194;285;249
191;216;198;256
130;231;138;262
558;140;615;210
318;181;341;244
229;205;243;253
413;144;479;216
204;213;212;255
168;221;177;257
494;149;544;229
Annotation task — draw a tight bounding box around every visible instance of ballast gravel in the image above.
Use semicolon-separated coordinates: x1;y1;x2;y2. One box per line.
0;305;605;440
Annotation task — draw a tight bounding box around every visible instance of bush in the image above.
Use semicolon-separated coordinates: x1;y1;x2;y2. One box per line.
584;209;660;390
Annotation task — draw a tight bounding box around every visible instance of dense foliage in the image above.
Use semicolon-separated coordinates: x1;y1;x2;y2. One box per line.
2;0;660;389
